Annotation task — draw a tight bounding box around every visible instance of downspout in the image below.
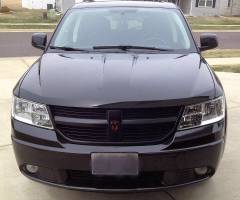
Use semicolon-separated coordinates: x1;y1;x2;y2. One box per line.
190;0;193;16
230;0;234;15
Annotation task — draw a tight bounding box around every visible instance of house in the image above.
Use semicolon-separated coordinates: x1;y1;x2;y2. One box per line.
169;0;220;16
22;0;55;9
168;0;240;16
54;0;240;16
1;0;22;9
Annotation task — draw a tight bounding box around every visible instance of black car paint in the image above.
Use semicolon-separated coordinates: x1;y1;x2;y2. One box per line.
12;1;226;191
12;118;225;190
17;53;216;107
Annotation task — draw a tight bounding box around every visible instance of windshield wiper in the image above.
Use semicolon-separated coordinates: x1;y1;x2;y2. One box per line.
93;45;173;51
49;46;89;52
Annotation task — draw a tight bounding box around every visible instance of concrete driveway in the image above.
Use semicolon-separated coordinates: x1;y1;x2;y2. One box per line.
0;57;240;200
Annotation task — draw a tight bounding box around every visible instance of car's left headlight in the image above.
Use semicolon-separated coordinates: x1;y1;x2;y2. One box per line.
178;96;225;130
12;96;53;129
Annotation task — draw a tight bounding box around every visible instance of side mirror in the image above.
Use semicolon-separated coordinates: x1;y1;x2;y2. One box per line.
200;33;218;51
32;33;47;50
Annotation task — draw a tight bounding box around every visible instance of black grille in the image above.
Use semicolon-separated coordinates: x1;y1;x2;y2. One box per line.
65;169;207;189
66;171;164;189
50;106;182;145
56;124;108;142
50;106;180;119
50;106;106;119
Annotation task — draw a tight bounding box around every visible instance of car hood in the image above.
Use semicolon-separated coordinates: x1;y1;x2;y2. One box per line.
19;52;215;108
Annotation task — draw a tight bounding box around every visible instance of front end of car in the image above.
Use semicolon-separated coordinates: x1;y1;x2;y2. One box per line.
11;94;226;191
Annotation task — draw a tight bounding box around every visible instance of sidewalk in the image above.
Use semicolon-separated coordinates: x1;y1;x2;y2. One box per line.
0;23;56;32
206;57;240;65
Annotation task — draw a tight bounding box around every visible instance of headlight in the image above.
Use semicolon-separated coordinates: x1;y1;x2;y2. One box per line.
178;96;225;130
12;96;53;129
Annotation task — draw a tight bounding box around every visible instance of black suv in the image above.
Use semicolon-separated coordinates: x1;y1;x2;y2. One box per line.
12;1;227;191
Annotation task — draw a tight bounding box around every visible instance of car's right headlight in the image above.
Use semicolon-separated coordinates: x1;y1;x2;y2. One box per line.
178;96;225;130
12;96;53;129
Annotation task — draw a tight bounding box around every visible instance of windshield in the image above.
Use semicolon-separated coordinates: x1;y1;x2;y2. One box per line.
50;7;196;52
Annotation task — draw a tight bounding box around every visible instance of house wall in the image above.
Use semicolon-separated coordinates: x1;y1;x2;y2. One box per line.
179;0;192;14
1;0;22;9
164;0;221;16
190;0;221;16
220;0;240;16
22;0;55;9
55;0;63;12
231;0;240;16
55;0;76;13
220;0;231;15
62;0;75;12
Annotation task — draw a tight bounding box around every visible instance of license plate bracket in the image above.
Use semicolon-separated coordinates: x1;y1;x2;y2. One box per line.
91;153;139;176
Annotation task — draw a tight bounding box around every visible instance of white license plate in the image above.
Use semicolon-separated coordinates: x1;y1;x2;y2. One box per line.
91;153;139;176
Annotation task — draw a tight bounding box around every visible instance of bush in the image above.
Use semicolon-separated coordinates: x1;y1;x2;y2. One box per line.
0;6;11;13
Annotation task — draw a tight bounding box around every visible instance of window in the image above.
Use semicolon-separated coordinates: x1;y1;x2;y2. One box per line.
52;7;196;51
167;0;177;3
228;0;231;7
198;0;213;7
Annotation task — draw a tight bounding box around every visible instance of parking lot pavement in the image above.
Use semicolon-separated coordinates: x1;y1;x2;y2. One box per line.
0;58;240;200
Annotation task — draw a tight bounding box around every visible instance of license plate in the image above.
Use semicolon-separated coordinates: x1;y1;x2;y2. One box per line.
91;153;139;176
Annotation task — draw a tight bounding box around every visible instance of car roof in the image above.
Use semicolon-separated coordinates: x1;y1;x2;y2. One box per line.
73;1;178;9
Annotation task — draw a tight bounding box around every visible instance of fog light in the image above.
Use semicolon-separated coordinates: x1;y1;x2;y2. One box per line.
26;165;39;174
194;167;208;176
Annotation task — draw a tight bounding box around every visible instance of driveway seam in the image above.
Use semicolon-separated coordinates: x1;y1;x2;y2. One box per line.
0;144;12;150
20;58;30;68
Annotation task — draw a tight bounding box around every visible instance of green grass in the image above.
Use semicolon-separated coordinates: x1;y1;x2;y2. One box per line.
213;65;240;73
187;16;240;25
203;49;240;58
187;16;240;30
0;9;61;24
191;25;240;30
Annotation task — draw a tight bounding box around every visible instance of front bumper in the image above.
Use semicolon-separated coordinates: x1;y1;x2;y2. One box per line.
12;119;226;191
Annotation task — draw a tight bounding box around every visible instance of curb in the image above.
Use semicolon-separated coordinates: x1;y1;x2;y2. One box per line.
1;29;240;33
0;56;39;61
0;29;54;32
193;30;240;32
0;23;57;26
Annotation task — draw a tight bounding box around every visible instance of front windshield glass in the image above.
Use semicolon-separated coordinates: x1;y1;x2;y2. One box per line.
51;7;196;52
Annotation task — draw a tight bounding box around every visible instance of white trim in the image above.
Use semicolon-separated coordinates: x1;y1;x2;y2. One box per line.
190;0;193;15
